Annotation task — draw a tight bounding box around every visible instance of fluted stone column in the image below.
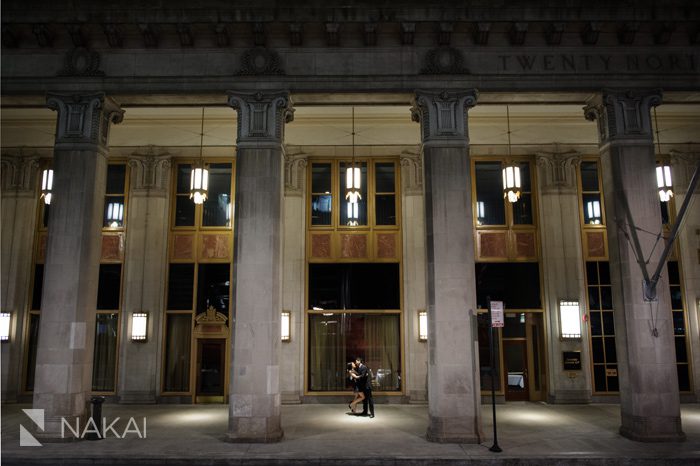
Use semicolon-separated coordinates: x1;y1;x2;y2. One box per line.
33;93;123;439
411;90;483;443
584;90;684;442
226;91;294;442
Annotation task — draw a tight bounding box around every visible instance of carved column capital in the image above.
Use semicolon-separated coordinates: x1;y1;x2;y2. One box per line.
0;150;42;197
411;89;478;148
226;91;294;149
127;146;172;197
283;149;307;197
400;148;423;196
583;89;662;146
669;150;700;195
535;150;582;194
46;92;124;154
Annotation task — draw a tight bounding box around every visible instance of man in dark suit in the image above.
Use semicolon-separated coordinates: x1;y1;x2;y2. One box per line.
354;357;374;418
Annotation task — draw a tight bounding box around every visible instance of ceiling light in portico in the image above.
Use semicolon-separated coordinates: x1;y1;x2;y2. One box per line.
653;108;673;203
190;108;209;205
40;168;53;205
502;106;521;203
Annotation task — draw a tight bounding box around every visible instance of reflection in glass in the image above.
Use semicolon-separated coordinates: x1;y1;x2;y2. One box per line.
167;264;194;310
311;195;332;225
92;313;118;391
97;264;122;310
106;164;126;194
580;161;599;192
197;264;230;313
475;162;505;225
163;314;192;392
202;163;232;226
375;194;396;225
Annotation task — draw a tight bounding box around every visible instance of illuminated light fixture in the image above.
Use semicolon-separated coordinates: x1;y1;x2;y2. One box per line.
476;201;485;225
0;312;10;342
281;311;291;341
653;108;673;202
40;168;54;205
106;202;124;228
502;106;521;203
190;108;209;205
586;200;602;225
559;300;582;339
418;310;428;341
345;107;362;226
131;312;148;341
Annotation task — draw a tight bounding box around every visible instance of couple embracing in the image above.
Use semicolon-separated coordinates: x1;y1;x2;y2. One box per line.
347;356;375;418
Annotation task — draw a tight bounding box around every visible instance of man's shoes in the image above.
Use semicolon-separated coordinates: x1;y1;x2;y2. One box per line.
359;412;368;416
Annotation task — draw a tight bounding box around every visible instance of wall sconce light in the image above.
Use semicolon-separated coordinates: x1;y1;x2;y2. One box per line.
40;169;54;205
131;312;148;341
0;312;11;342
418;310;427;341
586;200;602;224
559;300;581;339
656;164;673;202
281;311;291;341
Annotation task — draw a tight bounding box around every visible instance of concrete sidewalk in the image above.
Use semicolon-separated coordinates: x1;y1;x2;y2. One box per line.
2;402;699;465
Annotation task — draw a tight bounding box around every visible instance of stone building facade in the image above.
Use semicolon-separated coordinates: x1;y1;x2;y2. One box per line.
1;0;699;443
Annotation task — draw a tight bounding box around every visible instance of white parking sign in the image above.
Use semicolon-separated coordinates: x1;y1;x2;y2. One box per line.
490;301;504;328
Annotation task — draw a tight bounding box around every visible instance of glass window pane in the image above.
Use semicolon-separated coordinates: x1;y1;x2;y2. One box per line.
42;203;50;228
25;314;40;391
97;264;121;310
675;337;688;363
580;161;599;192
475;162;506;225
340;162;367;226
503;313;527;338
592;337;604;363
588;287;600;310
375;163;395;192
590;312;602;336
202;163;232;227
92;313;118;391
586;262;598;285
598;262;611;285
604;337;617;363
175;196;195;226
311;195;332;226
670;286;683;310
106;164;126;194
312;163;331;193
518;162;531;192
582;193;603;224
660;201;670;225
103;196;125;228
163;314;192;392
478;313;501;391
197;264;230;314
677;365;690;391
308;263;400;310
177;165;192;194
475;263;541;310
167;264;194;310
602;311;615;335
673;311;686;335
31;264;44;310
375;194;396;225
600;286;613;310
308;313;401;392
606;367;619;391
512;193;533;225
593;364;606;391
667;261;680;285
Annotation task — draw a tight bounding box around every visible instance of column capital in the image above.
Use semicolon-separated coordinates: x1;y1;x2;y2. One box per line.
226;91;294;149
127;146;172;197
535;149;582;194
46;93;124;154
0;150;41;197
411;89;478;148
400;149;423;196
583;89;662;146
283;148;307;197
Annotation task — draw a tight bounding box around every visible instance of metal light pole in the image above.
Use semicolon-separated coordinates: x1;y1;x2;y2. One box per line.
487;296;502;453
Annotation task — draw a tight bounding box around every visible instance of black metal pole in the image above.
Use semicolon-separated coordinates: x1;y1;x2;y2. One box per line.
487;296;502;453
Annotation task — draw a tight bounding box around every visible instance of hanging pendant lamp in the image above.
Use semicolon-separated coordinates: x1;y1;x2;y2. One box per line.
502;105;521;203
190;108;209;205
346;107;361;226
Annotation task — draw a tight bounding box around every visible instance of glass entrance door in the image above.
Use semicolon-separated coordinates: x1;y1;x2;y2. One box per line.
502;312;546;401
195;339;225;403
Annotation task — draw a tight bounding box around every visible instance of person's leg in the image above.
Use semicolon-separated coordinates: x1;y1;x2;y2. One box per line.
351;391;364;412
368;390;374;417
361;389;369;414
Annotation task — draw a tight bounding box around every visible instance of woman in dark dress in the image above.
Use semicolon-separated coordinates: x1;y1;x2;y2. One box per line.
348;361;365;412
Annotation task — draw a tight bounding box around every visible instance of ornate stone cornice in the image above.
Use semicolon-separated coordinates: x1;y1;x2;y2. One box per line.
0;150;41;196
411;90;478;148
283;149;307;197
536;149;582;194
583;89;662;146
127;146;172;197
46;93;124;154
400;149;423;196
227;91;294;149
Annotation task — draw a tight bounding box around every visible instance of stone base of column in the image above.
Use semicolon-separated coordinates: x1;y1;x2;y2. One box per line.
33;414;89;442
426;416;482;443
620;413;685;442
227;417;284;443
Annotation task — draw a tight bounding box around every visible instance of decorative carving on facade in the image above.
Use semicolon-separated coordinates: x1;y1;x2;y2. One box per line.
584;89;662;144
400;22;415;45
669;150;700;195
411;90;478;146
238;47;284;75
545;22;564;45
437;22;452;46
215;23;230;47
102;24;124;48
46;93;124;153
509;22;528;45
227;91;294;147
128;146;172;197
473;22;490;45
325;23;340;46
536;149;581;194
32;24;54;47
400;149;423;196
196;306;228;326
0;151;41;196
289;23;302;46
421;47;469;75
58;47;105;77
284;150;307;197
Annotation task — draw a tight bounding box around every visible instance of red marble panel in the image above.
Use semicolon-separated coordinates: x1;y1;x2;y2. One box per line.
341;234;368;259
515;232;536;258
37;233;47;263
101;234;124;261
200;234;231;260
173;234;194;260
586;231;606;258
310;234;331;258
376;233;396;259
478;232;507;258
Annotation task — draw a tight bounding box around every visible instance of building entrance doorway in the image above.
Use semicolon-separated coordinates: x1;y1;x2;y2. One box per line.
502;312;546;401
195;339;225;403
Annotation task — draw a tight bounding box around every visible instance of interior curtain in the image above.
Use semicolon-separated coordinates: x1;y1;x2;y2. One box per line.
164;313;191;392
364;314;400;391
92;313;118;391
309;314;347;390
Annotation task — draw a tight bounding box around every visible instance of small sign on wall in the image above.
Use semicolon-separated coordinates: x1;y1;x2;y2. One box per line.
563;351;582;371
490;301;504;328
